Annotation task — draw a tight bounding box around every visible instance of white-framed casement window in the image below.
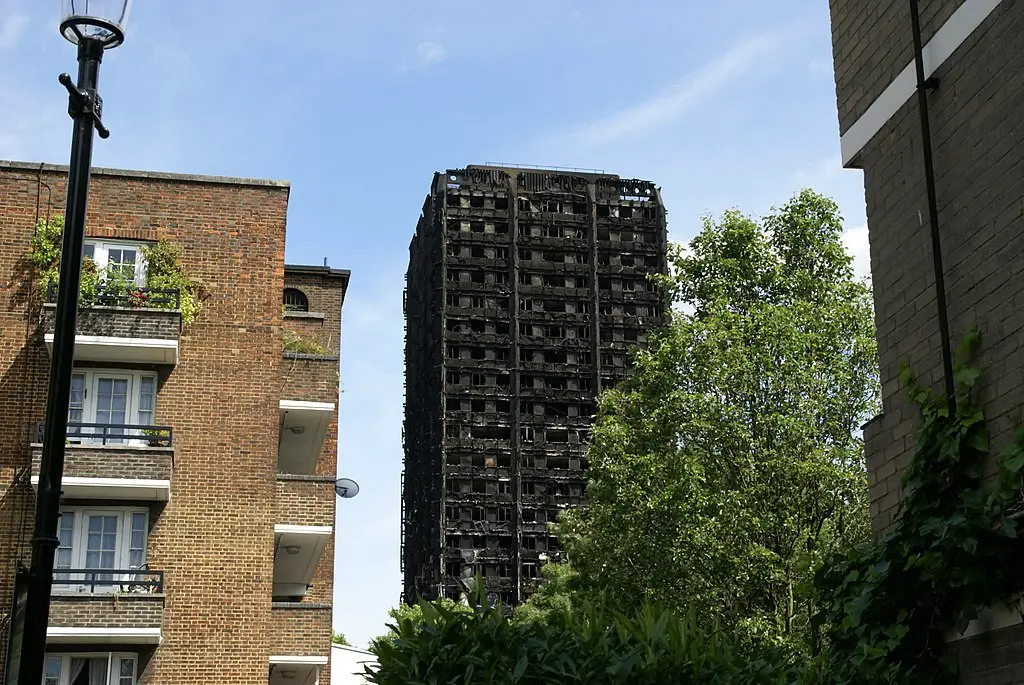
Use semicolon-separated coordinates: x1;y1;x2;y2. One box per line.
82;240;147;288
67;369;157;445
43;652;138;685
54;507;148;592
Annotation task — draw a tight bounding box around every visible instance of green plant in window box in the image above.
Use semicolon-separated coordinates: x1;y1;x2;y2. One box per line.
141;427;166;447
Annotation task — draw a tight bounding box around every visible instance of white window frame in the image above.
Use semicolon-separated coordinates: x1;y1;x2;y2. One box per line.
83;240;148;288
67;369;158;446
43;652;139;685
54;507;149;593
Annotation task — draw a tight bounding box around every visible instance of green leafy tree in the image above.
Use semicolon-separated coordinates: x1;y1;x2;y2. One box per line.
558;190;878;651
332;632;351;646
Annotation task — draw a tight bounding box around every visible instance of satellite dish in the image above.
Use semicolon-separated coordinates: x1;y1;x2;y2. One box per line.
335;477;360;499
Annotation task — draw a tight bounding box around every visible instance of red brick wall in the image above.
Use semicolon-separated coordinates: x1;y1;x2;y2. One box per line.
0;161;299;683
31;446;173;482
269;604;333;654
276;477;335;528
48;594;163;629
279;267;346;680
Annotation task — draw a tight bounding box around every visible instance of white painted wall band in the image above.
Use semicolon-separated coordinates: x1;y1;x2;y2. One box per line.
840;0;1003;167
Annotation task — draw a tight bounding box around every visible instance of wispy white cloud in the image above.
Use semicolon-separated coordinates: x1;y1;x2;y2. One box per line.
571;33;781;146
400;40;447;71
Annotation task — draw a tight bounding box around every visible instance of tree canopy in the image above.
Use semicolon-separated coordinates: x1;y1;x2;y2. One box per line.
554;189;879;649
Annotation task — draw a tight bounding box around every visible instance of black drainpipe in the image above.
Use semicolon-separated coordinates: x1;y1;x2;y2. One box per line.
909;0;956;416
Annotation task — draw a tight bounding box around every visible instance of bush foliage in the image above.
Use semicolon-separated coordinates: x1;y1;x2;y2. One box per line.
369;593;825;685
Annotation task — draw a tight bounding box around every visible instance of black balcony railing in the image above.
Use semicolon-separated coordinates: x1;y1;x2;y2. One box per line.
35;422;173;447
53;567;163;594
46;282;180;309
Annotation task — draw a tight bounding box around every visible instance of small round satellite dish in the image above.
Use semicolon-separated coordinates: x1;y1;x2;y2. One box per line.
335;477;360;499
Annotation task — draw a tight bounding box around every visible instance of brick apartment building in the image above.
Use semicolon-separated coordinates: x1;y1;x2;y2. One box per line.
828;0;1024;679
402;165;668;607
0;160;349;684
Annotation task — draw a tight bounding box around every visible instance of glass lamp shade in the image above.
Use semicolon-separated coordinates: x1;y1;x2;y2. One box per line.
60;0;133;48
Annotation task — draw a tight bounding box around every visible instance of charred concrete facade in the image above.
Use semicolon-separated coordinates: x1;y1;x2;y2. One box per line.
828;0;1024;680
402;165;668;606
0;161;348;684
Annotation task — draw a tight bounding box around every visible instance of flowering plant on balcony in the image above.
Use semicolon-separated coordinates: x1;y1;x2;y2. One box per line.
127;289;150;308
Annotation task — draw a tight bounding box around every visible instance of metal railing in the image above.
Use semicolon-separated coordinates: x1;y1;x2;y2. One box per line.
35;421;173;447
46;282;180;309
53;566;163;594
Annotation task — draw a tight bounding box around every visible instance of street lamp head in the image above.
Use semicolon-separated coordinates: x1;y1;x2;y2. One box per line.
60;0;133;49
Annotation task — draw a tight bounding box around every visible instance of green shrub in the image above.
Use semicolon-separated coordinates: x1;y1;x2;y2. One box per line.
283;329;327;355
369;591;825;684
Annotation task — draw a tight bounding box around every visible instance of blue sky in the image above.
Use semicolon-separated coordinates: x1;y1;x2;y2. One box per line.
0;0;869;647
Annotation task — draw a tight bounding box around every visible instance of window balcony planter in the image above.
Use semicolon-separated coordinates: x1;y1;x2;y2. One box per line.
31;421;174;501
47;568;164;645
41;283;181;365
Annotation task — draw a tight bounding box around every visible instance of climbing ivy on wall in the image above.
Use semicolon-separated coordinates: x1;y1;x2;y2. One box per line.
816;328;1024;683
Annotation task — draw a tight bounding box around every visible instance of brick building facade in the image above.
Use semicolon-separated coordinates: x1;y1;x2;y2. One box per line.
402;166;668;607
0;160;349;684
827;0;1024;680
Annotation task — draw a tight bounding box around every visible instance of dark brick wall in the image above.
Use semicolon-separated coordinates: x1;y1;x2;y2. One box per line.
41;305;181;341
49;593;164;630
955;624;1024;685
834;0;1024;533
31;445;173;482
829;0;963;134
829;0;1024;680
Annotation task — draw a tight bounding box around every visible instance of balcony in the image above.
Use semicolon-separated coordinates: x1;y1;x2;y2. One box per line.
273;524;332;600
42;285;181;365
30;422;174;501
47;569;164;645
269;603;332;684
278;400;333;474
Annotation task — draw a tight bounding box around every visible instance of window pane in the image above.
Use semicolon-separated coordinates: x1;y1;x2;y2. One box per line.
85;515;119;578
96;377;130;442
55;512;75;583
68;373;86;434
119;657;136;685
137;377;155;429
129;512;146;569
43;656;60;685
107;248;139;285
82;243;95;260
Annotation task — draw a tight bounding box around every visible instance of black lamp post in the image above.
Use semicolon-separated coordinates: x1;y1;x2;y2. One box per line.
16;3;131;684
